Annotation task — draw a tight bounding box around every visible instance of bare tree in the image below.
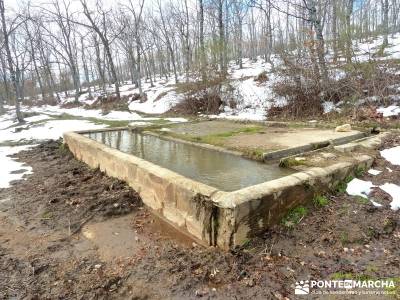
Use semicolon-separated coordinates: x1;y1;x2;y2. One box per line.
382;0;389;47
0;0;24;122
80;0;122;99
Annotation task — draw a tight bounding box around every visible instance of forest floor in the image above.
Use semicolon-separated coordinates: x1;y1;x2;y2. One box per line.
0;134;399;299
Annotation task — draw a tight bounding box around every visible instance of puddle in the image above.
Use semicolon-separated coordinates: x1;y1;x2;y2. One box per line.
80;215;142;261
78;213;195;262
84;130;294;191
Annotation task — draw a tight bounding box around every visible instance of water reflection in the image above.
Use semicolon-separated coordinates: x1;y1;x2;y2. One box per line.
84;130;294;191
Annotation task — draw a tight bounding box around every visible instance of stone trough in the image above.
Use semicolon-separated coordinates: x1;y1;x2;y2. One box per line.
64;127;386;250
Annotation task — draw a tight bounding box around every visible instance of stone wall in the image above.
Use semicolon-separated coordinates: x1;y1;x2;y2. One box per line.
64;130;385;250
213;156;373;249
64;132;218;246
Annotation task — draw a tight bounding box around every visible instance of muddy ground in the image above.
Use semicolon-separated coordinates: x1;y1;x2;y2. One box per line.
0;137;399;299
160;120;363;155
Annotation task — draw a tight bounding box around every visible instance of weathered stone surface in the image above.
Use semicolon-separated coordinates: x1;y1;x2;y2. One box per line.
65;131;386;250
335;124;352;132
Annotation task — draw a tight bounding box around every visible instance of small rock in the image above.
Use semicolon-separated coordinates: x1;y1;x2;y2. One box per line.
321;152;336;159
195;288;209;297
94;264;102;269
295;157;306;161
335;124;351;132
246;278;255;287
371;126;381;134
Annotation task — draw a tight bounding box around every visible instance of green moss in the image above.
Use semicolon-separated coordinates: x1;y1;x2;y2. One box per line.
340;232;349;245
330;272;374;281
313;194;330;207
241;148;265;161
355;166;366;177
279;157;307;168
356;196;369;205
41;211;53;219
281;206;308;228
335;175;354;194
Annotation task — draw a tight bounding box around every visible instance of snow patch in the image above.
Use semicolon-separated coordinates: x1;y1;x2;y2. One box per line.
322;101;335;113
377;105;400;117
0;145;34;188
128;121;150;127
0;120;105;144
380;146;400;165
367;169;382;176
379;183;400;211
346;178;375;199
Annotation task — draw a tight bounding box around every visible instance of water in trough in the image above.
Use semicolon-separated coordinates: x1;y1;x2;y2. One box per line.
84;130;294;191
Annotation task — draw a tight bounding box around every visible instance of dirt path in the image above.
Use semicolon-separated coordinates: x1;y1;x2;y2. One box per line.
0;138;399;299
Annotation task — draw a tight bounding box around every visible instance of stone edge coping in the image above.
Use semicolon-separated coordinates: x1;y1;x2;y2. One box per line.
63;131;219;198
64;130;387;211
212;160;356;209
143;130;243;157
263;131;368;161
213;131;389;209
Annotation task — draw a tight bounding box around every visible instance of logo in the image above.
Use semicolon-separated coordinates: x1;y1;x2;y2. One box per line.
295;280;310;295
294;279;396;295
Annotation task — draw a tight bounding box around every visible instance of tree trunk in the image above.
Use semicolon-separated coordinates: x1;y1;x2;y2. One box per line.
27;27;46;101
136;43;143;95
199;0;206;81
332;0;338;63
382;0;389;47
345;0;353;64
81;38;92;98
0;0;24;123
218;0;225;78
238;17;243;69
308;0;328;82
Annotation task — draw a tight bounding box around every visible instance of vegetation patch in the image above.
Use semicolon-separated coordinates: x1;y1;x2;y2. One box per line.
162;126;264;147
281;206;308;228
330;272;374;281
313;194;330;207
335;175;354;194
355;166;366;177
241;148;265;161
279;157;307;168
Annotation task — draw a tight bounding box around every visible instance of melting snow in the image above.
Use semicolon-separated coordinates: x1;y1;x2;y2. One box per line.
0;145;34;188
379;183;400;211
322;101;335;113
0;119;106;144
380;146;400;165
128;121;150;127
367;169;382;176
346;178;375;199
377;105;400;117
346;178;383;207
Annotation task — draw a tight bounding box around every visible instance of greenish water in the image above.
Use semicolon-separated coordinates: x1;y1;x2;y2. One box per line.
84;130;294;191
